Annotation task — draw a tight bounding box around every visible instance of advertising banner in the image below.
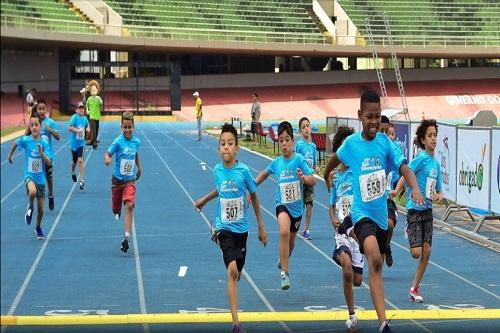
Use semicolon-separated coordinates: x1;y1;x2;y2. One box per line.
456;128;491;210
393;122;411;161
435;123;457;202
490;128;500;214
410;122;421;162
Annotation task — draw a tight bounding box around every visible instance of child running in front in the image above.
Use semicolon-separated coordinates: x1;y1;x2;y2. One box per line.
323;91;424;333
7;112;51;240
391;119;443;303
68;101;90;190
255;121;315;290
294;117;320;240
328;126;364;332
194;123;268;333
104;111;142;253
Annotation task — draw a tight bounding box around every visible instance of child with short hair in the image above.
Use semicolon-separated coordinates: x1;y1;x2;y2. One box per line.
68;101;90;190
256;121;316;290
392;119;443;303
328;126;364;332
7;112;52;240
104;111;142;253
37;99;60;211
195;123;267;333
323;91;424;333
294;117;320;240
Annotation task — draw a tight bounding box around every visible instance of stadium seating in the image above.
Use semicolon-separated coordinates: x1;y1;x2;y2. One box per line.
337;0;500;46
105;0;327;44
1;0;97;34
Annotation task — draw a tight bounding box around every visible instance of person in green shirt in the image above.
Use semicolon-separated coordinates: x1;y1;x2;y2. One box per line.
86;80;102;149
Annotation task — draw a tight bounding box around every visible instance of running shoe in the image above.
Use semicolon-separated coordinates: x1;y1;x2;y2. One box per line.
121;238;129;253
301;229;311;240
385;246;393;267
35;225;45;240
346;314;358;331
114;213;120;221
25;202;33;225
380;321;394;333
48;196;55;211
232;324;246;333
79;179;85;191
409;286;423;303
280;272;290;290
71;173;77;182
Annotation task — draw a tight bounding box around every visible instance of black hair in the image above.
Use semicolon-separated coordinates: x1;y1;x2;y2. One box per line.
331;126;355;152
298;117;310;129
37;98;46;105
360;90;381;110
415;119;438;149
278;121;293;139
220;123;238;145
26;111;41;135
381;115;390;124
253;93;258;98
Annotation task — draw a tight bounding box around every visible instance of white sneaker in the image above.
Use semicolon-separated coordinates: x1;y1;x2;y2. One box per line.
346;314;357;330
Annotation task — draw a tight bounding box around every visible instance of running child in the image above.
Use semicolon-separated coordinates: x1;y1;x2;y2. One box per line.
104;111;142;253
68;101;90;190
323;91;424;333
328;126;364;332
391;119;443;303
294;116;320;240
194;123;268;333
37;99;60;210
7;112;52;240
255;121;315;290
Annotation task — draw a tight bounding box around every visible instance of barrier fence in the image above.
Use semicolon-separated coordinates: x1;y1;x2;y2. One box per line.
326;117;500;232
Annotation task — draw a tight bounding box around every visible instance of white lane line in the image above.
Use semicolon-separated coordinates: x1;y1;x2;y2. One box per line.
178;266;188;277
132;221;150;333
2;147;96;332
1;140;69;204
142;129;292;333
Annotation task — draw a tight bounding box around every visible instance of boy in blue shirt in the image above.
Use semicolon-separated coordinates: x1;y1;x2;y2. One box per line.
104;111;142;253
328;126;364;332
7;112;52;240
294;117;320;240
36;99;60;211
195;123;268;333
323;91;424;333
256;121;316;290
392;119;443;303
68;101;90;190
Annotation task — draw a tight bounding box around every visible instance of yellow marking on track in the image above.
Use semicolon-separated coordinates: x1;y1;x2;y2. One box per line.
2;309;500;326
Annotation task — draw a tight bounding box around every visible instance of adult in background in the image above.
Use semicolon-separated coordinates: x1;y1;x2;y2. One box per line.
193;91;203;141
250;93;261;141
26;88;37;117
86;80;102;149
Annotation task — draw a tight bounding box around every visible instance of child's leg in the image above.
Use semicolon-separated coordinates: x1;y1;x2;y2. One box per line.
304;203;312;231
78;157;85;181
363;235;386;325
46;166;54;198
27;181;36;205
226;261;240;326
339;252;355;315
411;242;431;288
36;196;44;226
277;212;291;273
123;201;133;237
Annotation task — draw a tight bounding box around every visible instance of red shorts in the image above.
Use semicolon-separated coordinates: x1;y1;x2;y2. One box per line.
111;177;136;214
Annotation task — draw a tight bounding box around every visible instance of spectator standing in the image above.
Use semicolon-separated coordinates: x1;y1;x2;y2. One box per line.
193;91;203;141
250;93;261;141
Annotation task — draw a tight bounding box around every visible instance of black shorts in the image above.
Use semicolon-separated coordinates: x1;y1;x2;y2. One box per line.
71;147;84;164
353;218;388;255
303;184;314;206
387;198;398;226
276;205;302;232
407;209;434;248
251;122;258;134
217;230;248;272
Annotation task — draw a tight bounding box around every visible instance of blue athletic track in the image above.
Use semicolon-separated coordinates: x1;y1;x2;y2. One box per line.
1;121;499;333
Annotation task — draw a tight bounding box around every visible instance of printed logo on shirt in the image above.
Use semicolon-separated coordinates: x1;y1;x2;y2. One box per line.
361;157;382;172
221;180;238;192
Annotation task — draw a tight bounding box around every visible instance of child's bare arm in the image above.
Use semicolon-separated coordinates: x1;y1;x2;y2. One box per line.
255;169;269;186
194;188;218;211
323;153;341;192
250;191;267;246
135;153;142;180
7;142;17;164
400;164;424;205
104;152;112;166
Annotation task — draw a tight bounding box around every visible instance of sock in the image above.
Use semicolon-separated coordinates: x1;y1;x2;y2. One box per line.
124;232;130;238
280;271;286;278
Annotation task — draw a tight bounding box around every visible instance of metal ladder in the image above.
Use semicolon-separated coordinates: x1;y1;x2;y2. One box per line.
365;17;389;109
383;12;410;120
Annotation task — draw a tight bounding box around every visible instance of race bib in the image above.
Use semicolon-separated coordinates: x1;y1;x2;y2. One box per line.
28;157;42;174
220;197;244;223
425;177;437;199
280;181;301;204
336;195;353;220
359;169;386;202
306;158;314;168
76;128;85;140
120;159;135;176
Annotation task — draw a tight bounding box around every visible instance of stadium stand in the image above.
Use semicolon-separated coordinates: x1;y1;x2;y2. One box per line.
337;0;500;46
0;0;97;34
105;0;327;44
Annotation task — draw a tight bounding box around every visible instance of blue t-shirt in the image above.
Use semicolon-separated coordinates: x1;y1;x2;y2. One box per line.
107;134;141;181
40;117;58;160
329;169;354;222
266;153;313;218
406;150;442;211
214;161;257;233
16;135;50;185
68;114;89;151
386;140;403;193
294;138;317;169
337;132;405;230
